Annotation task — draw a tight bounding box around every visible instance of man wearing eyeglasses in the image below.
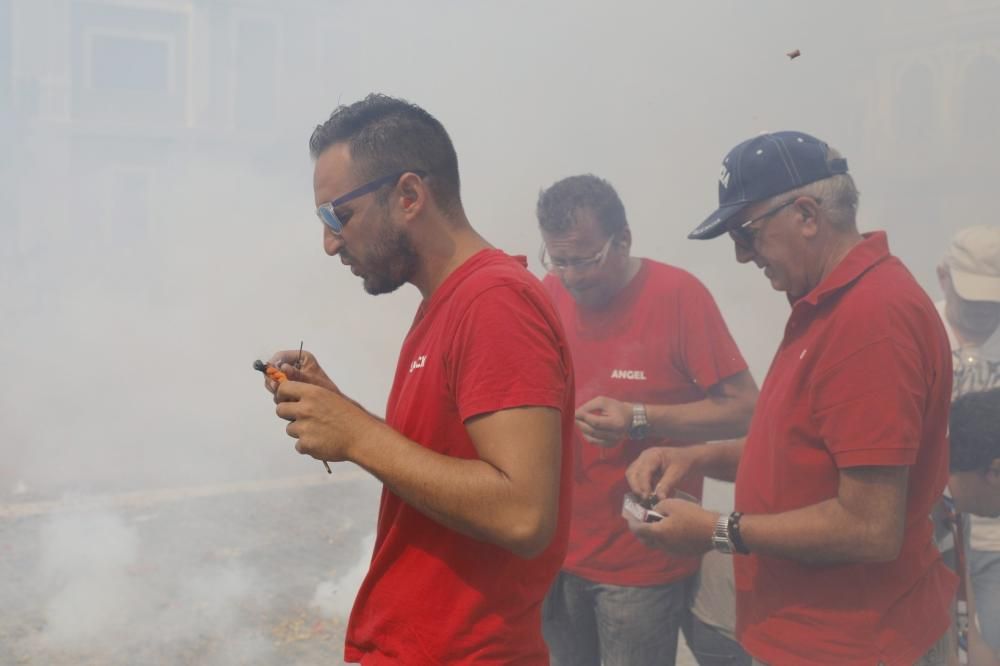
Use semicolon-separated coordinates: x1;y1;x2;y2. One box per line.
264;94;576;665
535;174;758;666
626;131;957;665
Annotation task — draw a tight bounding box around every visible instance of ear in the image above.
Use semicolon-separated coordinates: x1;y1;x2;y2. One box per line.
986;458;1000;485
796;196;823;239
617;227;632;252
397;171;427;219
937;264;950;292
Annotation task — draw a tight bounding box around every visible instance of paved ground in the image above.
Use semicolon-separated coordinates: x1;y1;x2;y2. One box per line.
1;472;698;665
1;473;377;665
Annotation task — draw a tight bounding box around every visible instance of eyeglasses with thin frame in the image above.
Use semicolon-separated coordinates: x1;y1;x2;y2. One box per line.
728;198;812;249
315;169;427;234
540;236;616;274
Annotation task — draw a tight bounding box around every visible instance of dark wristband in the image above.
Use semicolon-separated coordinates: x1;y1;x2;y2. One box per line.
728;512;750;555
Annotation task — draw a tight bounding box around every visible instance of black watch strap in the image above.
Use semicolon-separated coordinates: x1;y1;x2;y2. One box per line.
728;512;750;555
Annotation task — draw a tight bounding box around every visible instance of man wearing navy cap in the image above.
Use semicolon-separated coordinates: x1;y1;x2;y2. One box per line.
626;132;958;665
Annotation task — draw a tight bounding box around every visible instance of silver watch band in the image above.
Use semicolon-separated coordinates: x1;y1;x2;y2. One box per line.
711;514;734;554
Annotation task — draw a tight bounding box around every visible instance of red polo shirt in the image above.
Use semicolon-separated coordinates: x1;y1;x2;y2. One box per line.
734;232;957;666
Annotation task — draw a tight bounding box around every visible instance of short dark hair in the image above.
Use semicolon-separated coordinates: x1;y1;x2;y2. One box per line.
536;174;628;237
950;387;1000;472
309;94;461;210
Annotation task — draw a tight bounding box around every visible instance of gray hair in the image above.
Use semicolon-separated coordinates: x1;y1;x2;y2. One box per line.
772;146;860;229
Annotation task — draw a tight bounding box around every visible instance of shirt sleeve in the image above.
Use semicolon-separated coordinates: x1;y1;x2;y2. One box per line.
447;284;571;422
674;274;749;389
810;337;925;468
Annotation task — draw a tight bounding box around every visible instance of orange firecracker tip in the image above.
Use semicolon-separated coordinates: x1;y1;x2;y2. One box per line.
266;366;288;383
253;360;287;383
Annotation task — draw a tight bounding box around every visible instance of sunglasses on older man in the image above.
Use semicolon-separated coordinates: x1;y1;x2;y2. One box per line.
315;169;427;234
727;197;822;249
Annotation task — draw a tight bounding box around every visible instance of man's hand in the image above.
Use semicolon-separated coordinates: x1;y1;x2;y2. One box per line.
575;396;632;447
265;349;341;395
626;445;705;499
626;499;718;556
274;380;380;464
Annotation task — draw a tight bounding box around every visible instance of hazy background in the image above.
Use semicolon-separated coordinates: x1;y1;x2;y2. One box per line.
2;0;999;662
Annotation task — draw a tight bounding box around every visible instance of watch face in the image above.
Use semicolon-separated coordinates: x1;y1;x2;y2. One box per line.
628;424;648;440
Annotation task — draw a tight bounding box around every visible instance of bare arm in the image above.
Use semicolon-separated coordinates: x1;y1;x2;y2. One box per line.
647;370;758;441
576;371;758;447
738;465;909;563
351;406;562;559
626;439;745;499
275;379;563;559
629;464;911;565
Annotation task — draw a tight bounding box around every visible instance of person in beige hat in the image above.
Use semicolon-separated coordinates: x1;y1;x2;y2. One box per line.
936;225;1000;658
938;226;1000;388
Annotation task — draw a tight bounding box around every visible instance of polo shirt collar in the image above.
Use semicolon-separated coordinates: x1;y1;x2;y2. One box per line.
792;231;891;309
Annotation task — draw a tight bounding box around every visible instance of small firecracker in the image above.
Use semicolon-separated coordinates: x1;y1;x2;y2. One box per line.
622;492;664;523
255;353;333;474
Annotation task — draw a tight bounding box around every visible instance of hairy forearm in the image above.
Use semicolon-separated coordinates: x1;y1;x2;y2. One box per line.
646;371;757;442
348;422;555;558
739;496;903;564
647;399;753;441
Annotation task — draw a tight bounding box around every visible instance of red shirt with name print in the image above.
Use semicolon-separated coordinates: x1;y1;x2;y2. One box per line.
544;259;748;586
344;249;575;666
733;232;957;666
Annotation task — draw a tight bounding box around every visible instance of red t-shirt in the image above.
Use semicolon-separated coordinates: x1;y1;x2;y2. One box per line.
544;259;748;586
344;249;575;665
733;232;957;666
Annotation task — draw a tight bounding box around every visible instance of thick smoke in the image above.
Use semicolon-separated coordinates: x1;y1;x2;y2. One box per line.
3;1;997;664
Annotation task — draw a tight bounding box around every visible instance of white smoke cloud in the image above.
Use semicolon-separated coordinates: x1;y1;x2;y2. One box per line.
311;532;376;621
31;508;275;664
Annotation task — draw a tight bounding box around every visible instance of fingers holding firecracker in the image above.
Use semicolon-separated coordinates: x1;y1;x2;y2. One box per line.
267;348;340;394
626;498;718;556
255;357;334;474
274;380;370;465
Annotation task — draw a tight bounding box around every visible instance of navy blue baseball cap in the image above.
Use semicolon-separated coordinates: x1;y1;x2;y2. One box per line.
688;131;849;240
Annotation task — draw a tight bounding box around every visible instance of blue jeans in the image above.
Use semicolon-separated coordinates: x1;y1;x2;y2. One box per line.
971;547;1000;653
542;571;688;666
685;613;750;666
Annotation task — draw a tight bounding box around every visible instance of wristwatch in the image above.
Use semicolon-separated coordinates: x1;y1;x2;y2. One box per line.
628;403;649;440
711;514;734;554
712;512;750;555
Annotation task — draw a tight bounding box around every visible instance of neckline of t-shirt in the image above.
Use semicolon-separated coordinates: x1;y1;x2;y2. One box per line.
415;248;507;322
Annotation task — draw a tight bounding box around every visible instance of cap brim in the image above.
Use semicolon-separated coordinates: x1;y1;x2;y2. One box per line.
688;203;747;240
951;268;1000;303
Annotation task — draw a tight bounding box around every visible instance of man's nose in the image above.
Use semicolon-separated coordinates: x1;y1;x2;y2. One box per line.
560;266;590;287
323;226;344;256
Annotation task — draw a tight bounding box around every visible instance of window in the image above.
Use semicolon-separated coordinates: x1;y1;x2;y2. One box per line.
89;33;171;94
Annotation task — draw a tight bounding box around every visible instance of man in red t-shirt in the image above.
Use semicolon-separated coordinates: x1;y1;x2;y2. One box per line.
627;131;957;665
262;95;576;665
535;174;758;666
